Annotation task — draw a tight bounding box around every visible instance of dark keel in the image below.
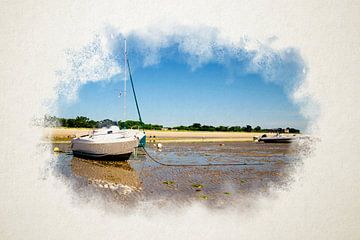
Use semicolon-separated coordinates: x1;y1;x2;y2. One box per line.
72;151;132;161
259;138;294;143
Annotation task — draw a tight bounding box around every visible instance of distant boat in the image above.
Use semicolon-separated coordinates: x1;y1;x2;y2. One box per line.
71;40;146;160
258;133;297;143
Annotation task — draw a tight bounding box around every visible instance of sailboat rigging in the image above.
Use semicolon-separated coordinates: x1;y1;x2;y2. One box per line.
70;39;146;160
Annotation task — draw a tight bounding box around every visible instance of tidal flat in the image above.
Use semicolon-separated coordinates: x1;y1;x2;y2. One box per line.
52;142;304;209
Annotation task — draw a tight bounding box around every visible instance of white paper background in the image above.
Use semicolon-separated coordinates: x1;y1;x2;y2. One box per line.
1;1;359;239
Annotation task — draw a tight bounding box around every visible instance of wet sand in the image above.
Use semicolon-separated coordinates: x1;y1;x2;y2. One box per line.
53;141;303;208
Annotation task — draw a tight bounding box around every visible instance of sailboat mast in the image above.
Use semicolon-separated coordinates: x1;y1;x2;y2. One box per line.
123;39;127;126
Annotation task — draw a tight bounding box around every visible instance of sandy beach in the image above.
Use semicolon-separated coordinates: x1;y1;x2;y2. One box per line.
44;127;298;143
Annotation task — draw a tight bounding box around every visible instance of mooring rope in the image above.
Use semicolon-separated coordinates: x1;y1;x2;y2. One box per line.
141;146;265;167
57;146;265;166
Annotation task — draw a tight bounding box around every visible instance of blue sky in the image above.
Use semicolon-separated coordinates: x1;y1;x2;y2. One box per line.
57;31;307;130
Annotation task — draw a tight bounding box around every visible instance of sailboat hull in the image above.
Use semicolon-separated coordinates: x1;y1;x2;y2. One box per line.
258;136;296;143
72;151;133;160
71;137;138;160
258;138;294;143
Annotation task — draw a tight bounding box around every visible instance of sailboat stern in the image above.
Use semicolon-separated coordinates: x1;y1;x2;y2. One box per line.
138;134;146;147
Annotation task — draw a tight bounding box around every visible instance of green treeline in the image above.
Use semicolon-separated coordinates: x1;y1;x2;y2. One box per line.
44;116;163;130
44;116;300;133
173;123;300;133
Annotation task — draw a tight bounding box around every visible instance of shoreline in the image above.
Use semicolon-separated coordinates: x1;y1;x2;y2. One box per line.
44;127;299;143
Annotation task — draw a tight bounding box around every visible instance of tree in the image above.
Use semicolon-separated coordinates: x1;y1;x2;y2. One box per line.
254;126;261;132
66;119;75;127
229;126;242;132
176;125;188;131
288;128;300;133
243;125;252;132
190;123;201;130
88;120;98;128
216;126;228;131
201;125;216;131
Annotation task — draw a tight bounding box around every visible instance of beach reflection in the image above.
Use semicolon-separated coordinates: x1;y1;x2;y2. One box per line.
71;157;141;194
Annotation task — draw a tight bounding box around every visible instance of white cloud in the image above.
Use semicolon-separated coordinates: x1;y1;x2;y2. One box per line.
57;35;121;101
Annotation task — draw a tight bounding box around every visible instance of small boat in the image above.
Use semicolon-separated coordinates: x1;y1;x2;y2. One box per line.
71;40;146;160
71;126;145;160
258;133;297;143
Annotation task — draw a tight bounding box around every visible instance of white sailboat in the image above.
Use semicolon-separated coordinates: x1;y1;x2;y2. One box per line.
258;133;297;143
71;40;146;160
